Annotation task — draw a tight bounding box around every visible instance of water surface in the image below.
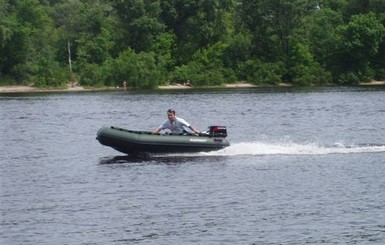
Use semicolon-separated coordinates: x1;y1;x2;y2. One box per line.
1;87;385;244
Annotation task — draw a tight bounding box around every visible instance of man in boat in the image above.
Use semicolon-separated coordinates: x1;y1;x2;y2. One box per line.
153;109;200;135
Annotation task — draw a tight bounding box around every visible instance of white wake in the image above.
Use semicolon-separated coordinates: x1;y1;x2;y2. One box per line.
202;141;385;156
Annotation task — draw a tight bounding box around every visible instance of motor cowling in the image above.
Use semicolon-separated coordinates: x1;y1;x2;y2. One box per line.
209;126;227;138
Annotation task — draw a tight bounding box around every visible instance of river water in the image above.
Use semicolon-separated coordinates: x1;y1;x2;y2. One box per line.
1;87;385;244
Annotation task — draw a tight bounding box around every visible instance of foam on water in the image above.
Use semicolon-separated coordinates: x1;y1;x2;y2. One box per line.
202;141;385;156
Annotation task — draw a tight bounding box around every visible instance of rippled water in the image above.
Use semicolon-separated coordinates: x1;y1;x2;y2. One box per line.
1;87;385;244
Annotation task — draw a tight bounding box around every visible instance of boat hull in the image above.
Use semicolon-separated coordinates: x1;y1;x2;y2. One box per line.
96;126;230;154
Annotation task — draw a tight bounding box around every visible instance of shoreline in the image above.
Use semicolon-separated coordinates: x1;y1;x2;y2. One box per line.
1;81;384;94
0;85;116;94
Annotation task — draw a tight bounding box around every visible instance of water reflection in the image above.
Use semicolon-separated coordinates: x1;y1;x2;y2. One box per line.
99;154;227;165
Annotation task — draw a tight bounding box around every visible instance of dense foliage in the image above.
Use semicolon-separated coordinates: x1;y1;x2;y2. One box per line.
1;0;384;88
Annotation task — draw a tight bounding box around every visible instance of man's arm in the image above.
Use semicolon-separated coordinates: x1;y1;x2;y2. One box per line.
188;125;200;134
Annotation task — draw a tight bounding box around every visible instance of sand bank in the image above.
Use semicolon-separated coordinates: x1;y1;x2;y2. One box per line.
359;81;385;86
1;81;384;94
0;85;112;93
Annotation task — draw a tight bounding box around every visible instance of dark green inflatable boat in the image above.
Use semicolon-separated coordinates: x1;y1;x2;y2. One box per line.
96;126;230;154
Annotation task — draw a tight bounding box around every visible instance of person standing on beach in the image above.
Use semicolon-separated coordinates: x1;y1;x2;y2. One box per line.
153;109;200;134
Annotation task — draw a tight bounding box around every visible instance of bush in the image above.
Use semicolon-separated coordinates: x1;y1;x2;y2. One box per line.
291;64;332;86
171;42;236;86
374;68;385;81
239;59;284;85
337;67;374;85
34;61;68;87
79;63;106;87
171;61;236;86
337;72;360;85
289;43;332;86
103;49;164;89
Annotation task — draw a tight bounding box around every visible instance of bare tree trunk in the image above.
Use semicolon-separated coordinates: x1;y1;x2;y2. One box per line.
68;40;72;74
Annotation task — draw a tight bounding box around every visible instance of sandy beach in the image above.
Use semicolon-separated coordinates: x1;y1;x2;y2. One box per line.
1;81;384;93
159;82;261;89
0;85;110;93
1;83;260;93
359;81;385;86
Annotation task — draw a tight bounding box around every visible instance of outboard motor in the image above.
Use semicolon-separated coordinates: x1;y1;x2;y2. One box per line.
209;126;227;138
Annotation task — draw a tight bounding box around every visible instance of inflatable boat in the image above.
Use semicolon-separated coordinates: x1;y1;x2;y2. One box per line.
96;126;230;154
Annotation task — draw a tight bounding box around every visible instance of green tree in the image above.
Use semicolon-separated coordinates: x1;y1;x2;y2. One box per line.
237;0;318;60
319;0;348;12
289;43;332;86
149;32;177;81
264;0;317;58
234;0;275;59
51;0;115;83
372;13;385;80
50;0;83;77
0;0;17;83
74;2;115;66
222;33;253;78
160;0;234;64
336;12;385;83
112;0;165;52
0;0;61;85
297;7;343;81
344;0;385;16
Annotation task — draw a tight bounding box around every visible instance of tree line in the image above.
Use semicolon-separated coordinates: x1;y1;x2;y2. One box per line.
1;0;384;88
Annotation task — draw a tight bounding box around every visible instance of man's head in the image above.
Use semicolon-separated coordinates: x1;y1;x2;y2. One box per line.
167;109;176;122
